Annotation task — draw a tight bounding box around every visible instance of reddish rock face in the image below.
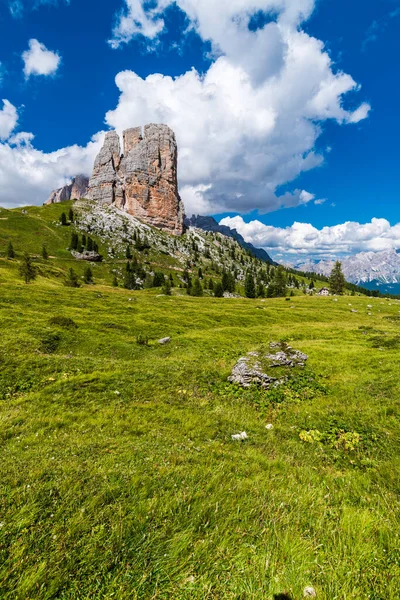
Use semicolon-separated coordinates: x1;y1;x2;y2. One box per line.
46;175;89;205
88;124;185;236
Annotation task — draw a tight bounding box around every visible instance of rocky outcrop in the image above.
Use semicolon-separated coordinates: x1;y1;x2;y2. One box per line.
229;342;308;389
88;124;185;236
46;175;89;205
71;250;103;262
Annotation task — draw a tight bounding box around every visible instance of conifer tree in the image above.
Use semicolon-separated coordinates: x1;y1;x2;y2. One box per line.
198;267;203;279
245;272;256;298
112;275;118;287
126;245;132;259
83;266;94;284
257;282;265;298
42;245;48;260
214;282;224;297
169;273;174;287
208;278;214;291
329;261;345;295
60;212;67;226
162;278;172;296
19;253;37;284
7;241;15;259
70;233;79;250
191;278;203;297
153;272;165;287
82;234;87;247
68;208;74;222
93;241;99;253
64;268;80;288
87;238;93;251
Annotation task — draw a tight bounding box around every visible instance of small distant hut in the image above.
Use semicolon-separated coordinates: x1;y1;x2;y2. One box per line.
318;287;330;296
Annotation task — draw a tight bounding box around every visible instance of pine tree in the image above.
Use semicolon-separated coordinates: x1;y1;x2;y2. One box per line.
112;275;118;287
245;273;256;298
60;212;67;226
68;208;74;222
93;242;99;253
214;282;224;297
191;278;203;297
257;282;265;298
162;278;172;296
7;241;15;259
198;267;203;279
329;261;345;295
83;266;94;284
126;245;132;259
208;278;214;291
153;272;165;287
42;245;48;260
19;253;37;284
169;273;174;287
267;266;287;297
87;238;93;251
82;234;87;247
70;233;79;250
64;268;81;288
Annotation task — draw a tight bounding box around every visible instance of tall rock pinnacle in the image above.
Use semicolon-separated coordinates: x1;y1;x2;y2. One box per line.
88;124;185;236
46;175;89;205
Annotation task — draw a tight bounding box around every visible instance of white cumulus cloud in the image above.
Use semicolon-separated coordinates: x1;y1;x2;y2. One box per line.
0;100;19;140
105;0;370;215
22;39;61;78
0;132;103;207
219;215;400;258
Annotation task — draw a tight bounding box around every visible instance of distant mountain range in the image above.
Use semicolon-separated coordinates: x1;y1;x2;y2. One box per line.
185;215;275;264
295;249;400;294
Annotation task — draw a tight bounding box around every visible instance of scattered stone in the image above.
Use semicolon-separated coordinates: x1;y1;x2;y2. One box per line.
228;342;308;390
231;432;248;441
46;175;89;204
265;424;274;430
304;586;317;598
158;337;171;345
351;309;358;313
88;124;185;235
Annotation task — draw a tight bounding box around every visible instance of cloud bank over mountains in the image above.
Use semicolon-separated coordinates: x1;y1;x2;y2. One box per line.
220;215;400;259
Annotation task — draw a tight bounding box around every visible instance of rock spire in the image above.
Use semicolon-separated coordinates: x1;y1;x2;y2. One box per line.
88;124;185;236
46;175;89;205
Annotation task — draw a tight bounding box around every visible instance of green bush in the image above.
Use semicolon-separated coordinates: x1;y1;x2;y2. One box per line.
49;316;78;329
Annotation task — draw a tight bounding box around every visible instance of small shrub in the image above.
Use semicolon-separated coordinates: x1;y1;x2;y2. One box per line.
136;334;149;346
40;332;61;354
49;316;78;329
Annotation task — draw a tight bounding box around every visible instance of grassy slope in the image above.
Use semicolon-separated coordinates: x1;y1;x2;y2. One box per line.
1;254;400;600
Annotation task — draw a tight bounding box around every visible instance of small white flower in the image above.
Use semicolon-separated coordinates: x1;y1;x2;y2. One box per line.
231;431;248;441
304;586;316;598
265;424;274;430
114;391;121;395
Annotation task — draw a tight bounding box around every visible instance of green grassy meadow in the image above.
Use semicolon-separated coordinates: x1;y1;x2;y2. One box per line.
1;252;400;599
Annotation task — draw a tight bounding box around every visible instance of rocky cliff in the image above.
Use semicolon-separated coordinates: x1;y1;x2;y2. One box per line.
88;124;185;236
46;175;89;205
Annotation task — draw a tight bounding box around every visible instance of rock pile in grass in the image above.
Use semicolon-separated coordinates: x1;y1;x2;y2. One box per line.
229;342;308;389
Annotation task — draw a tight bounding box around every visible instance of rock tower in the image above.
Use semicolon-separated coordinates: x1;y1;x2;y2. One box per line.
88;124;185;236
46;175;89;205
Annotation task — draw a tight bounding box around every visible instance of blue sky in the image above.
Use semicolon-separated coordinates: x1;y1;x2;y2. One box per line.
0;0;399;259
